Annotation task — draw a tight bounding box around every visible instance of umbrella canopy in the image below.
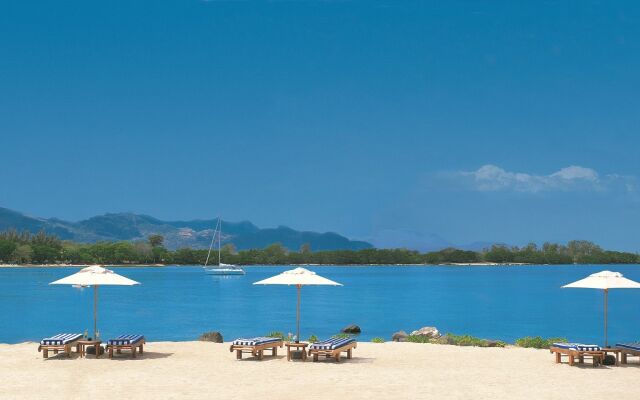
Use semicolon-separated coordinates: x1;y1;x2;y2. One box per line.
562;270;640;346
254;268;342;342
51;265;140;339
562;270;640;290
253;267;342;287
51;265;140;287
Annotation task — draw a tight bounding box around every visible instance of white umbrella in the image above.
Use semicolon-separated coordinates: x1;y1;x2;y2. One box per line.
254;267;342;343
562;270;640;346
51;265;140;339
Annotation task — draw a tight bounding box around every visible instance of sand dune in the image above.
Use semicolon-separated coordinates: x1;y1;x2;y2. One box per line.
0;341;637;400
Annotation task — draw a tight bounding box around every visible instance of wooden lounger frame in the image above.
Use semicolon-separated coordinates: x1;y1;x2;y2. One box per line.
615;346;640;364
106;338;146;359
308;341;357;363
38;340;81;359
549;346;604;367
230;340;283;360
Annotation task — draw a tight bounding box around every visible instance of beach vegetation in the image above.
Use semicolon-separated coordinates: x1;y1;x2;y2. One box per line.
515;336;567;349
0;239;17;262
408;333;506;348
148;234;164;248
371;337;385;343
12;244;34;263
332;333;354;339
307;335;318;343
0;229;639;266
265;331;286;340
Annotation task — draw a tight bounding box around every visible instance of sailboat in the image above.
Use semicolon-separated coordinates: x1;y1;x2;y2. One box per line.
203;217;245;275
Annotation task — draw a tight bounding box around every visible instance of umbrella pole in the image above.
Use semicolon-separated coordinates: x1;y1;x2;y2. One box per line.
604;289;608;347
94;285;98;339
296;284;301;343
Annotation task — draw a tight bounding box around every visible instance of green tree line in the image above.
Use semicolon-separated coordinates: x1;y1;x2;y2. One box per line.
0;230;638;265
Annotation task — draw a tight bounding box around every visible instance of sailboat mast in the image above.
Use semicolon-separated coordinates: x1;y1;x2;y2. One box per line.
218;217;222;266
204;217;221;267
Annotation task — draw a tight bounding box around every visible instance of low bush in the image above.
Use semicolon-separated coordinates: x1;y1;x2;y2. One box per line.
408;333;505;348
333;333;354;339
407;335;432;343
371;337;385;343
266;331;285;340
515;336;567;349
307;335;319;343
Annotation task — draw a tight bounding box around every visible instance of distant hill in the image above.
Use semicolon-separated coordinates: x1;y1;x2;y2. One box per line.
0;207;372;251
369;229;507;252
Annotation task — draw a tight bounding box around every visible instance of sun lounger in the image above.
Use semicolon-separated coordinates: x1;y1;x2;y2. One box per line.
229;337;283;360
308;337;357;362
106;334;146;358
614;342;640;364
38;333;83;358
549;342;604;367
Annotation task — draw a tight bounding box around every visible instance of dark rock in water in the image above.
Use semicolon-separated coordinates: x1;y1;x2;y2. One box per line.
86;345;104;356
341;324;361;334
410;326;441;339
392;331;409;342
199;331;224;343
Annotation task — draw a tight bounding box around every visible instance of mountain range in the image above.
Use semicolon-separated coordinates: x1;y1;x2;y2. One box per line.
0;207;372;251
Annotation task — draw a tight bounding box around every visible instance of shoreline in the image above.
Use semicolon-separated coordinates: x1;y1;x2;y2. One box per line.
0;262;637;268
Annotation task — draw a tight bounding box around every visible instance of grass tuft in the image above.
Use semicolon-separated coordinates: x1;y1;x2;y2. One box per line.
515;336;567;349
408;333;505;347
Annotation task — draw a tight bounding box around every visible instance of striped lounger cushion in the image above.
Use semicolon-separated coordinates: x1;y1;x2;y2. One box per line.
310;337;355;351
552;342;601;351
108;335;145;346
40;333;83;346
232;337;281;346
616;342;640;351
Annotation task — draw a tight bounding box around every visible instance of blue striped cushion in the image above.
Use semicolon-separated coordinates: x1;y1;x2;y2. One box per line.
310;337;355;350
232;337;281;346
41;333;82;346
108;334;144;346
616;342;640;351
552;342;601;351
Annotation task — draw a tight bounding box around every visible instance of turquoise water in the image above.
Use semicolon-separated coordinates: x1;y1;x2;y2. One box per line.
1;265;639;345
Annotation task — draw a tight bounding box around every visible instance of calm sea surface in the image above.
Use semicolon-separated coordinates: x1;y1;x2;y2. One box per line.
1;265;639;344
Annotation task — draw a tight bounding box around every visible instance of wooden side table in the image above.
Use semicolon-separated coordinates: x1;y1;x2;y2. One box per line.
285;342;308;361
78;340;103;358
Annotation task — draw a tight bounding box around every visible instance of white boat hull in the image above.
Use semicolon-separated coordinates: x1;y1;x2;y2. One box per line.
204;267;245;275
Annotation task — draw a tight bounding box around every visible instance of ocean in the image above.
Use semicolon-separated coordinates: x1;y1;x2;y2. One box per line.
1;265;638;344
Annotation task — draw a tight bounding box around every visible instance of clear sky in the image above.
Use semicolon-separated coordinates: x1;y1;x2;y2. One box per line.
1;1;640;250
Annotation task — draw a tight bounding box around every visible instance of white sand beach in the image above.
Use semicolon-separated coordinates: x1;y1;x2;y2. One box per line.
0;341;637;400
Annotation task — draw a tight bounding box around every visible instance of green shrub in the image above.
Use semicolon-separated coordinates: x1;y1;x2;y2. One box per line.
515;336;567;349
332;333;354;339
407;335;432;343
266;331;285;340
407;333;505;347
307;335;319;343
371;337;385;343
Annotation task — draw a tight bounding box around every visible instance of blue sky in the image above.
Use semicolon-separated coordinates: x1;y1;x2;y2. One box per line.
1;1;640;250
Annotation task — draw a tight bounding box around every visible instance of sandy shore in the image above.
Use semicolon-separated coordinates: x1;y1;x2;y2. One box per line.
0;342;637;400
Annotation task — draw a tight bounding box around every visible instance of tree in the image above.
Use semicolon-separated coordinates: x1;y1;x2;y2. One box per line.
148;234;165;248
222;243;237;255
0;240;17;262
300;243;312;254
483;245;514;263
31;244;60;263
262;243;287;264
12;245;33;263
